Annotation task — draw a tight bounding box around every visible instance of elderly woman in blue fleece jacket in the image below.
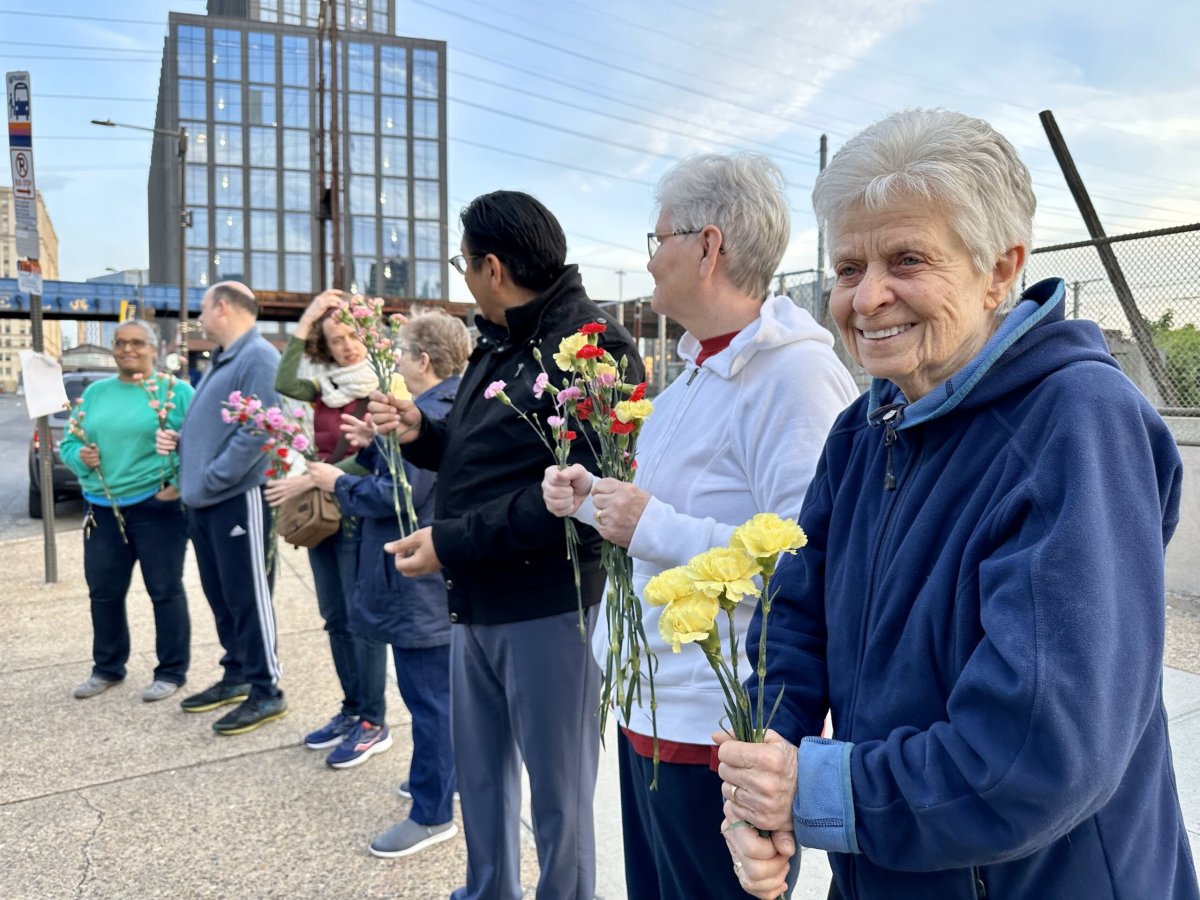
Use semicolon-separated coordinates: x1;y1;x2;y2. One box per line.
716;108;1200;900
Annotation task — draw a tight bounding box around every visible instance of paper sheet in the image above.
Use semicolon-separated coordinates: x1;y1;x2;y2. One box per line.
18;350;69;419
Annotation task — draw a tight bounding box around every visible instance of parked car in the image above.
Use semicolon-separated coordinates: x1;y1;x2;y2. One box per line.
28;371;112;518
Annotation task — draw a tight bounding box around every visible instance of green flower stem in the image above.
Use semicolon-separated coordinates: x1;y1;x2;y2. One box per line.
93;466;128;544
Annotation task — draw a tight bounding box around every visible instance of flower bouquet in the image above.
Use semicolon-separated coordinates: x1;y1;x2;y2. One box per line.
333;294;419;536
67;399;127;543
221;391;313;573
132;371;181;488
645;512;806;743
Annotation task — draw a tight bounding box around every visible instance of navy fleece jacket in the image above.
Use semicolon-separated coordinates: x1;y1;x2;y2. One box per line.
752;279;1198;899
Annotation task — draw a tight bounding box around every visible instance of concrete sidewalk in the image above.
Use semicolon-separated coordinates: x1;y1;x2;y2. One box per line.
1;533;1196;898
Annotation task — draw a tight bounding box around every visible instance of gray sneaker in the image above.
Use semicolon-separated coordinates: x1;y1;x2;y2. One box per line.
142;680;181;702
368;818;458;859
73;674;121;699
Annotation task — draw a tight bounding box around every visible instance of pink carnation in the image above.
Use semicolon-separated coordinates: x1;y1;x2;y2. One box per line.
484;380;507;400
292;434;311;452
227;390;244;405
221;409;236;424
148;400;161;410
596;371;617;388
547;415;565;428
533;372;549;399
555;386;583;406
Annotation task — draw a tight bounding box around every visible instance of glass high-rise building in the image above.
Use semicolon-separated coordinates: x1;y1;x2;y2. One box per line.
149;0;448;301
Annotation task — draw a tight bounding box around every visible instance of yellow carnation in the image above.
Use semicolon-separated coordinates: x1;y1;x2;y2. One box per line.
657;592;719;653
643;566;699;608
614;398;654;424
730;513;807;563
686;547;761;603
553;333;588;372
388;372;413;401
594;362;618;382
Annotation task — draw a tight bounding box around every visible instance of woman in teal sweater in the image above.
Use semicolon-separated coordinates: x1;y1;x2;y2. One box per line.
61;320;195;703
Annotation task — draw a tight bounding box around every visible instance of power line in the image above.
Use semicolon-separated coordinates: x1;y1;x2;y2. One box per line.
0;39;160;54
0;8;170;26
450;136;656;187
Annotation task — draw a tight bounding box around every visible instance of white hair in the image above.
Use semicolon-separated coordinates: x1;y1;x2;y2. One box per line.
655;153;790;300
116;319;160;348
813;108;1036;313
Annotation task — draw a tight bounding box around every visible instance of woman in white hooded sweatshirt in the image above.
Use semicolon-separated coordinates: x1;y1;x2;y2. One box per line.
544;153;859;899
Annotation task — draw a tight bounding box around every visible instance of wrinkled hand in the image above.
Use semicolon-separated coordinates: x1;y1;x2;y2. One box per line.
721;814;794;900
263;473;314;507
715;729;799;833
542;463;593;517
156;428;180;456
590;478;650;547
305;460;343;492
79;444;100;469
339;411;376;449
297;288;344;337
366;390;422;442
385;526;442;577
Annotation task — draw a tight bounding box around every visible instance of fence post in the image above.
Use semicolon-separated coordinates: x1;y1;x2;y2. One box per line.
1040;110;1178;405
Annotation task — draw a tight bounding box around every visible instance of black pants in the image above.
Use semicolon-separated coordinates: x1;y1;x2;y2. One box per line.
84;496;190;684
187;488;281;700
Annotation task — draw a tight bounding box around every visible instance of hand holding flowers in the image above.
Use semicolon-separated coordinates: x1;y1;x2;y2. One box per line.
67;400;127;543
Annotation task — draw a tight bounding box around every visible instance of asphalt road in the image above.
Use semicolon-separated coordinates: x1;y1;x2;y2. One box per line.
0;394;86;544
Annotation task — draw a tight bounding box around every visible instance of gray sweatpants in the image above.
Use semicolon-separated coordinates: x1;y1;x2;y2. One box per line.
450;605;600;900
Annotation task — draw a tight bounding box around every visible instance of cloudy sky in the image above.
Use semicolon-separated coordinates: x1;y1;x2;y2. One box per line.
3;0;1199;304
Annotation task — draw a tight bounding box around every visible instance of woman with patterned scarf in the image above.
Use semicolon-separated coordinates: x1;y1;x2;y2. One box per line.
265;289;384;763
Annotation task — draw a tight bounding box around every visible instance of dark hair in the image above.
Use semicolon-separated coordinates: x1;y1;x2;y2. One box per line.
460;191;567;292
210;281;258;316
304;311;339;365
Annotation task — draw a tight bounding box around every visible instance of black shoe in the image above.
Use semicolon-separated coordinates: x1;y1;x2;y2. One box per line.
213;695;288;735
180;680;250;713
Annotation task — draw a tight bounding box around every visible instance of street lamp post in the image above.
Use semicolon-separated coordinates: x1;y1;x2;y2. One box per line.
90;119;190;370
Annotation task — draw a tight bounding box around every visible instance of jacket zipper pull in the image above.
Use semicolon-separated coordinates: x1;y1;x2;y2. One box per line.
883;417;898;491
686;367;699;386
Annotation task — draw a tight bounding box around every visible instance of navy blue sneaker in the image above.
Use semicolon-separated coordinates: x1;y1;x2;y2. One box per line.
326;720;392;769
304;712;360;750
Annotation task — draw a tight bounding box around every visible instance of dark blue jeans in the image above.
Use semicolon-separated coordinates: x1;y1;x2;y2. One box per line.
307;523;362;717
83;496;190;684
359;639;455;826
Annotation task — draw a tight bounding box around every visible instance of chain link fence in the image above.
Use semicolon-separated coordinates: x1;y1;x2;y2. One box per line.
1024;223;1200;418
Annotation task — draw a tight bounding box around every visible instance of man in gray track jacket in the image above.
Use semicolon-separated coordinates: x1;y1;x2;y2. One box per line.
157;281;286;735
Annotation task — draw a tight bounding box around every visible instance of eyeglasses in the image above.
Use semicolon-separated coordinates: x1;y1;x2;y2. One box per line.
647;229;700;259
449;254;479;275
113;338;150;351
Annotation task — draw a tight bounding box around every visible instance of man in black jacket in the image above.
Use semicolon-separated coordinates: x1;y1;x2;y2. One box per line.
375;191;642;898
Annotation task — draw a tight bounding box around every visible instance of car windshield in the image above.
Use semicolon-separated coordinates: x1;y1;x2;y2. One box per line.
51;375;108;421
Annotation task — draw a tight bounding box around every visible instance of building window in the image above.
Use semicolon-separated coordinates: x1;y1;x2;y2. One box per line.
282;130;310;170
412;139;438;178
282;35;310;87
285;253;311;292
187;250;210;287
379;45;406;94
350;256;375;293
213;126;243;165
413;48;438;99
348;176;374;216
213;29;242;82
283;212;312;253
250;211;278;251
383;218;409;258
248;127;278;167
348;93;374;134
415;260;442;300
214;251;245;283
345;0;368;31
186;167;209;208
177;25;206;79
414;220;438;258
215;168;244;207
248;87;276;126
215;208;244;248
380;177;407;217
178;79;206;121
413;100;438;139
183;121;208;165
413;180;438;220
380;95;405;136
349;134;375;174
188;208;209;247
380;136;405;175
350;216;376;258
347;42;374;92
248;32;276;82
249;169;278;208
281;87;309;128
251;251;278;290
214;81;243;123
282;171;309;211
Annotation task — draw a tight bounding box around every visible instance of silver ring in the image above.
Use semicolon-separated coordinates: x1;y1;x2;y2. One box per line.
730;784;740;804
733;859;744;874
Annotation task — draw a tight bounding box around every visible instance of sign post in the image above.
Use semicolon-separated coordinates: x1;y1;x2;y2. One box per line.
8;70;56;583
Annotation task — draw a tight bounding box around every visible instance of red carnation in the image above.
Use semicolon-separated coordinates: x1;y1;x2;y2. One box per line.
580;322;607;335
276;447;288;458
630;382;647;402
575;398;593;420
576;344;605;360
563;430;578;441
610;419;636;436
265;468;277;477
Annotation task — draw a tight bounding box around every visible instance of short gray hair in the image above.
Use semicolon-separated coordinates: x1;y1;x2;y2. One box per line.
655;153;790;300
116;319;160;348
813;108;1036;313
